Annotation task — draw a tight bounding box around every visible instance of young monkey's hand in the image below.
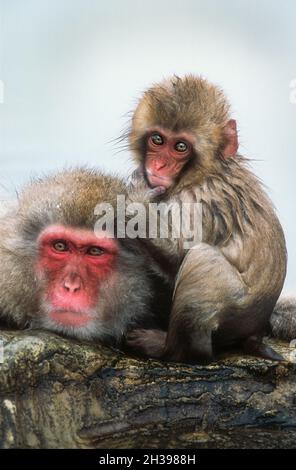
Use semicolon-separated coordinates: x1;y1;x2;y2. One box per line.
128;167;166;202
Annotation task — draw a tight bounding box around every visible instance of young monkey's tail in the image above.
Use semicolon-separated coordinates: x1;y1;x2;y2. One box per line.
270;295;296;341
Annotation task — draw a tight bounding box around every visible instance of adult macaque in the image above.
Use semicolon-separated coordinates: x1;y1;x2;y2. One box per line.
0;169;171;346
126;74;293;363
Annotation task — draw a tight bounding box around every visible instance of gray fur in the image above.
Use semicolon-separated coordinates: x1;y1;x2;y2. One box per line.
270;295;296;341
0;168;157;346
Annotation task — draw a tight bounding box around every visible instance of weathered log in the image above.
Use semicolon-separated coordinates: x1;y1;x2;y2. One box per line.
0;329;295;449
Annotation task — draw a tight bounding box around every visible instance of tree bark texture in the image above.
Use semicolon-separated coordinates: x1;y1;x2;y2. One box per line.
0;329;295;449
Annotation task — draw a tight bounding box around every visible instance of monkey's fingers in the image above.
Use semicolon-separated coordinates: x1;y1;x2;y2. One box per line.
126;329;167;359
129;168;166;197
148;186;166;198
127;186;166;207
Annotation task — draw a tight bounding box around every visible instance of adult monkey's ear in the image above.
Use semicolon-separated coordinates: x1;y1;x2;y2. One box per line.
221;119;239;159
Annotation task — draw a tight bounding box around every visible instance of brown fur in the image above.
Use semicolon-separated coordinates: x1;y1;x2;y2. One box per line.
129;75;232;193
126;75;288;363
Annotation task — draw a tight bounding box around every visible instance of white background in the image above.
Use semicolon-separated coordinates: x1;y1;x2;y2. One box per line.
0;0;295;290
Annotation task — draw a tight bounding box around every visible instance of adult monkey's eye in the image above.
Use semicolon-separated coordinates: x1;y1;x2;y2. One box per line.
53;240;69;252
87;246;104;256
175;141;188;152
151;133;164;145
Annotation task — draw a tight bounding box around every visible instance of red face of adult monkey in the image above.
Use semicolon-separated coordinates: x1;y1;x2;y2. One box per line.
0;169;170;345
126;75;293;363
36;225;119;330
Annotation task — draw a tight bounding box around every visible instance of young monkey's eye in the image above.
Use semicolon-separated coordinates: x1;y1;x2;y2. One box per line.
87;246;104;256
175;141;188;152
53;240;69;252
151;133;163;145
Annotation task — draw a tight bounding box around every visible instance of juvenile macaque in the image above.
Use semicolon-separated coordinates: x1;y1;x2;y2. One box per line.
126;75;293;363
0;169;171;346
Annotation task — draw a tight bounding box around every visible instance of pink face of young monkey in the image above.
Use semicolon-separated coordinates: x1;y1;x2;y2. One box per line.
144;120;238;189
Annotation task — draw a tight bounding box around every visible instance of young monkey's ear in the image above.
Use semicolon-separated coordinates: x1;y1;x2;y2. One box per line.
221;119;239;159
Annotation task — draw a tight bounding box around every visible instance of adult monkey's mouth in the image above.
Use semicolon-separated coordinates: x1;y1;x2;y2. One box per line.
49;309;92;327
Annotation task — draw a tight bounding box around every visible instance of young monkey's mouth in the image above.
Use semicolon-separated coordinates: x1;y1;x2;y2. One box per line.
146;170;173;189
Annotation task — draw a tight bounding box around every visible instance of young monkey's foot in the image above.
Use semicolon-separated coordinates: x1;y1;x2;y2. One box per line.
242;335;284;361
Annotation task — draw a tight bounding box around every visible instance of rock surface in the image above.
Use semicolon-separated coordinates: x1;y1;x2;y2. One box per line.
0;329;295;448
